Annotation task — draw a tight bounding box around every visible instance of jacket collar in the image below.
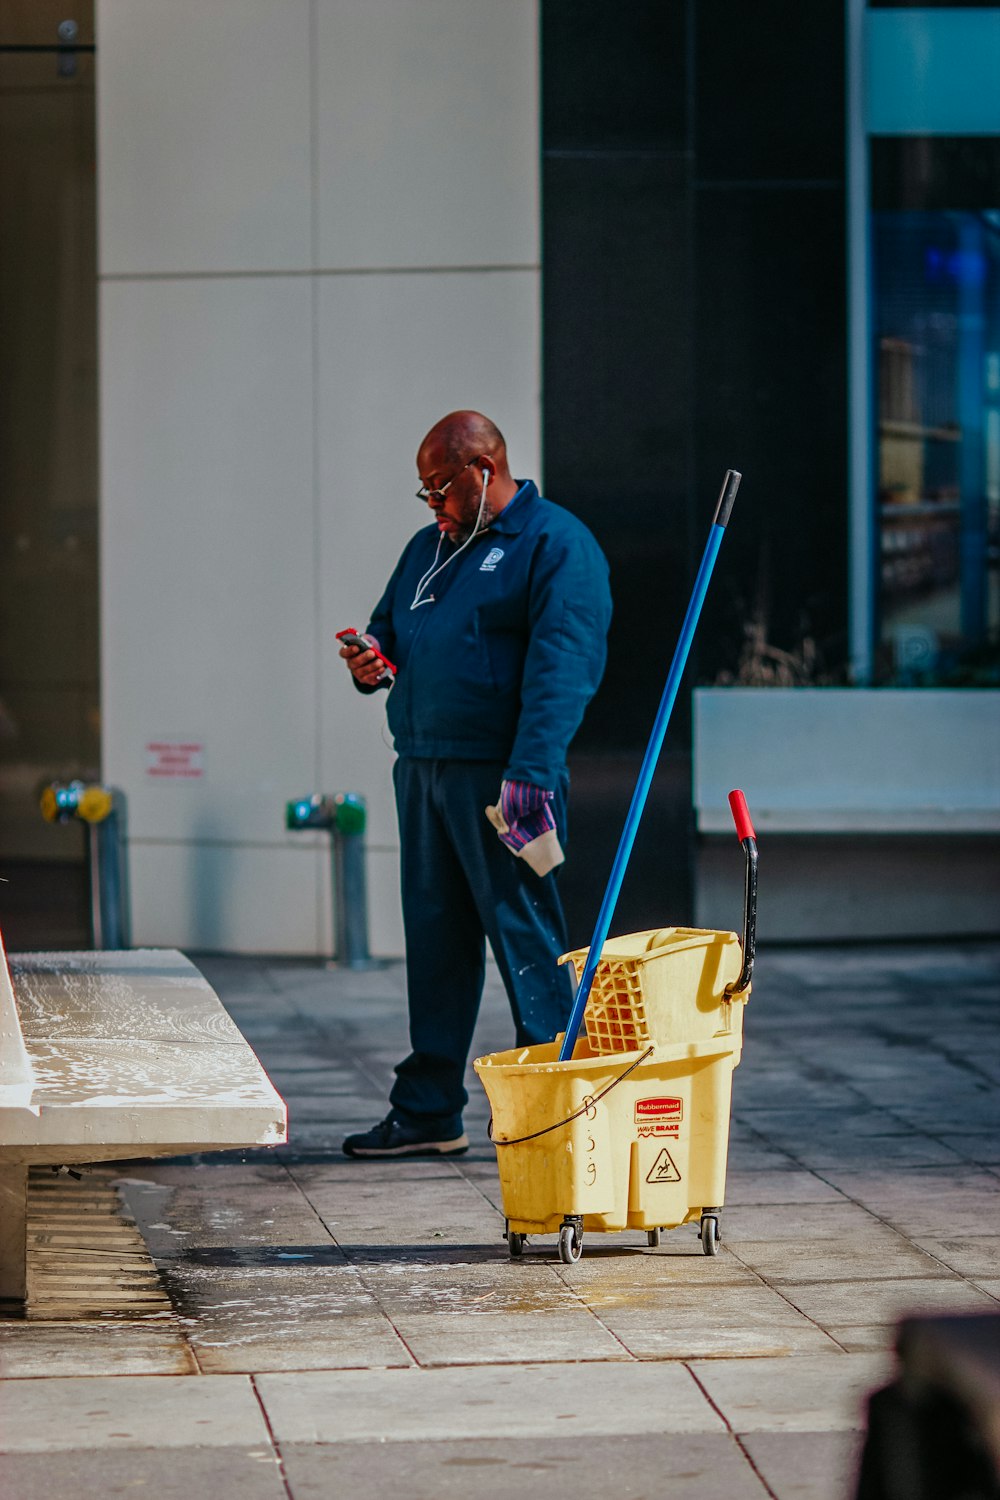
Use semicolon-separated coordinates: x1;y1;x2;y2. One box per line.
486;479;537;535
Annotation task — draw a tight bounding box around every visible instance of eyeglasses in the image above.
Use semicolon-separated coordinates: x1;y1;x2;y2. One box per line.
415;459;477;503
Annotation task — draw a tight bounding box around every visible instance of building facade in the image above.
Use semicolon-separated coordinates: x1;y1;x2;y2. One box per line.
1;2;997;952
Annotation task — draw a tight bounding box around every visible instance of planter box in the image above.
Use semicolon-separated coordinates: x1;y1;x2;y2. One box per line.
692;688;1000;940
694;688;1000;834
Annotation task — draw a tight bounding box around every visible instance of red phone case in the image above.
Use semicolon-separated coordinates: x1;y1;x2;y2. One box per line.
336;628;396;674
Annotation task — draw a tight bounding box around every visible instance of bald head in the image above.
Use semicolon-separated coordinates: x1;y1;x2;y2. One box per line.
419;411;508;471
416;410;520;541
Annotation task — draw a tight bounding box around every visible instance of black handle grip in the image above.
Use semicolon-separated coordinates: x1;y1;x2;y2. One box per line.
712;469;742;528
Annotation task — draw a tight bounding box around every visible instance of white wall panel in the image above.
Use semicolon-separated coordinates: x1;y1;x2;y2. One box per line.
315;268;541;853
97;0;312;275
97;1;542;955
129;842;323;953
315;0;539;270
100;277;317;848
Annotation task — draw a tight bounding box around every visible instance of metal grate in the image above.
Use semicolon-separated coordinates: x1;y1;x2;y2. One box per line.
25;1168;172;1320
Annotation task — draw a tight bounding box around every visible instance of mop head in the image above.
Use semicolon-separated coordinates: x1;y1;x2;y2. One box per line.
485;779;564;877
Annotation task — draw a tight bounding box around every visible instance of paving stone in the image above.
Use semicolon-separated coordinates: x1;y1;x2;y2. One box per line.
0;1322;197;1378
791;1134;968;1169
813;1169;1000;1238
389;1310;629;1364
256;1362;724;1443
739;1079;867;1110
890;1095;1000;1136
721;1202;890;1242
741;1430;866;1500
726;1141;801;1171
0;1374;270;1451
554;1244;761;1289
354;1260;581;1315
154;1261;409;1371
306;1179;500;1248
774;1276;999;1328
120;1174;334;1264
730;1238;949;1283
280;1432;769;1499
723;1172;851;1206
115;1161;289;1188
289;1160;477;1189
594;1284;841;1360
191;1319;411;1374
0;1446;287;1500
732;1106;913;1138
936;1134;1000;1166
822;1326;897;1353
688;1353;891;1432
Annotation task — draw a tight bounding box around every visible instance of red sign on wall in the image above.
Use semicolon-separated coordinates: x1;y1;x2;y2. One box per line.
145;740;205;779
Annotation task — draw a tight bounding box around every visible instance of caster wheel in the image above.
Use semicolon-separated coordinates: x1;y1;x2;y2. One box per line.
558;1221;583;1264
700;1214;720;1256
508;1231;525;1258
647;1228;661;1248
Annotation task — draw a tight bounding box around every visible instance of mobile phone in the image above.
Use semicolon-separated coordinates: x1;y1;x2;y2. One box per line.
336;628;397;675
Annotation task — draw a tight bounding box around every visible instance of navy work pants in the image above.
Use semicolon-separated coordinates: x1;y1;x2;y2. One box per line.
389;758;574;1135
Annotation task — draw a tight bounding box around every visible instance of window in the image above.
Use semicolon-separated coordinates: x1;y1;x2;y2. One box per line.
872;207;1000;682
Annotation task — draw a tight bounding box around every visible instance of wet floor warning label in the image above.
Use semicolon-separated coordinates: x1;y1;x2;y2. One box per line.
646;1148;682;1184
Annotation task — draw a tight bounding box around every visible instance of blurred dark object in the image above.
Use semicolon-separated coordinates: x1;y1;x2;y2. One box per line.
856;1314;1000;1500
0;861;90;950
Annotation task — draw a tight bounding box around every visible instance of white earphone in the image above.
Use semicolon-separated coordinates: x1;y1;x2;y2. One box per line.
410;467;491;610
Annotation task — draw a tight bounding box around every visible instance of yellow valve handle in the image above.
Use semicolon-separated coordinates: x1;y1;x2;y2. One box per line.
77;786;113;823
39;786;59;822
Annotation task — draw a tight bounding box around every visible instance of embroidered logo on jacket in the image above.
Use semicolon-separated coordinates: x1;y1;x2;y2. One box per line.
480;547;505;572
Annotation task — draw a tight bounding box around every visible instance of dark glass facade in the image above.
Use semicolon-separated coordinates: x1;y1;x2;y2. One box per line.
542;1;848;935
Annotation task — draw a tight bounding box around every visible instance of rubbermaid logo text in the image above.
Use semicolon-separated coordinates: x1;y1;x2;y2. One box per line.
635;1095;683;1139
635;1096;683;1121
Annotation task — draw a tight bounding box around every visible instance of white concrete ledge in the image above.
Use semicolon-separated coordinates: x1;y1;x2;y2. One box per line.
0;937;33;1089
0;942;287;1309
1;947;286;1165
694;688;1000;835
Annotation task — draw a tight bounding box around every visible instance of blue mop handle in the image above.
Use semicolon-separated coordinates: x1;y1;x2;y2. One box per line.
558;469;742;1062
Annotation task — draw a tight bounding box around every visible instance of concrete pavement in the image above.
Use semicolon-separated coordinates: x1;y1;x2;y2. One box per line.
1;939;998;1499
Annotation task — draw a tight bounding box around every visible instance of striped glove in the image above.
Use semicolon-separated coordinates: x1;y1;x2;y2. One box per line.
485;779;565;877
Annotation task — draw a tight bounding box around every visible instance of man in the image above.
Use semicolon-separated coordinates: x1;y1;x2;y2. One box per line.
341;410;612;1158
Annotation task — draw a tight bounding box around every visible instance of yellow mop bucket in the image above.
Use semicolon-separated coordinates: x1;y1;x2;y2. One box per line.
474;795;759;1263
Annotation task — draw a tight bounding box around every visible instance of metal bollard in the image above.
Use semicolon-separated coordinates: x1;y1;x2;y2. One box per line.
331;794;370;970
40;782;131;949
286;792;374;969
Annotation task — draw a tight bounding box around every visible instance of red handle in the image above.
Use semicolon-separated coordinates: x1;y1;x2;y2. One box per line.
728;789;756;843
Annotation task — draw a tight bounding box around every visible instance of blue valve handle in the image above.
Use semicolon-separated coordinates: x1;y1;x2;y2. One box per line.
558;470;742;1061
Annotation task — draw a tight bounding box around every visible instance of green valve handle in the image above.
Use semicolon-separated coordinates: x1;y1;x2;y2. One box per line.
334;794;366;836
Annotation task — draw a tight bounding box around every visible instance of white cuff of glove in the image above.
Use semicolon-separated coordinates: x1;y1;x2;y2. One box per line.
516;826;565;877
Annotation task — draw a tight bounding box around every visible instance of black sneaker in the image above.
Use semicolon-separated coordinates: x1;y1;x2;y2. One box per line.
342;1113;469;1159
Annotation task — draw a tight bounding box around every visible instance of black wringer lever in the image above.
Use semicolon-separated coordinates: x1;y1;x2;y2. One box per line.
726;789;758;998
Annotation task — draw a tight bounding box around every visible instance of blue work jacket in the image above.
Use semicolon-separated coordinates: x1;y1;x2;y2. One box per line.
362;480;612;789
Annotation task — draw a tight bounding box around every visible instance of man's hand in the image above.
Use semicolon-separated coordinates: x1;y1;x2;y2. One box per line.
485;779;564;876
340;635;390;688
